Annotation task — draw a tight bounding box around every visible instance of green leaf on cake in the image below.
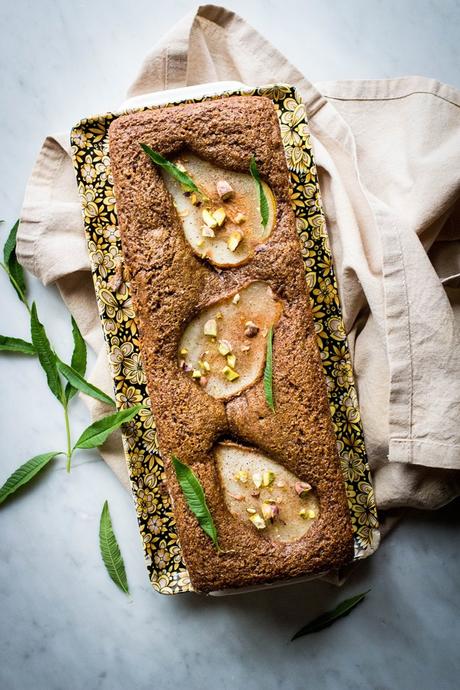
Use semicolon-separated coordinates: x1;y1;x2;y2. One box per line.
140;144;200;195
291;590;371;640
172;455;220;550
249;157;269;228
99;500;129;595
263;326;275;412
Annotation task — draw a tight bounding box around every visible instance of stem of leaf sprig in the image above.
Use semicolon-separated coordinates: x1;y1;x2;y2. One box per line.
63;396;73;473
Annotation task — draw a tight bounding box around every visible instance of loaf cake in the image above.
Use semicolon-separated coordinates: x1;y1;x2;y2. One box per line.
108;95;354;593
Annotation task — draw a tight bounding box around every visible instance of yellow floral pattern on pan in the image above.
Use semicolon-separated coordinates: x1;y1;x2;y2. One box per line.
70;85;379;595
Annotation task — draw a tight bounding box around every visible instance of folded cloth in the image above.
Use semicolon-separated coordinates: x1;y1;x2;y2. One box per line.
17;4;460;513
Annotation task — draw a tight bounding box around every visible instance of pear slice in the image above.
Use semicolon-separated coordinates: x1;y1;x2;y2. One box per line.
161;154;276;267
178;281;282;399
215;442;319;543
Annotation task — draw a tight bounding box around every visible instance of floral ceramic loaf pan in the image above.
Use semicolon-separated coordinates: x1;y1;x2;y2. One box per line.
71;83;379;595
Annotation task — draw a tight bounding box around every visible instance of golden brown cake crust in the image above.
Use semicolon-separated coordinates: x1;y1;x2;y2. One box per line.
108;96;354;593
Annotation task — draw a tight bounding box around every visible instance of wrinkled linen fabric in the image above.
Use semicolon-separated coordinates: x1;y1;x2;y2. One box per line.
17;5;460;512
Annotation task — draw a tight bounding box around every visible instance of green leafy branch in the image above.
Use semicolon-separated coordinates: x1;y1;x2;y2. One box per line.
0;221;125;475
0;220;135;593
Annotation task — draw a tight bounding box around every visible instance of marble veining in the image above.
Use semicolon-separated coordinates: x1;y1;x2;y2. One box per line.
0;1;459;689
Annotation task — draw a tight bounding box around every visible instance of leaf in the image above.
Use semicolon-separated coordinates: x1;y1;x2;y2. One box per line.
263;326;275;412
140;144;200;194
3;220;19;265
291;590;370;640
99;500;129;595
69;317;87;375
65;317;87;401
57;360;116;407
73;405;142;450
0;335;35;355
172;455;219;549
30;303;63;402
0;452;61;506
249;157;269;228
3;220;26;301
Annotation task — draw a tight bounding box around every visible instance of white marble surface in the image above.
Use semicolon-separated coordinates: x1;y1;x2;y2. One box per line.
1;1;459;689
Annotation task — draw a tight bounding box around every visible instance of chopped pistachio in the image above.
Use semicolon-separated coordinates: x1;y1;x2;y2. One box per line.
175;161;186;172
262;470;275;487
252;471;263;489
180;347;188;356
299;508;317;520
244;321;259;338
234;212;246;224
249;513;266;530
216;179;234;200
190;192;199;205
222;365;239;381
226;353;236;369
202;208;218;228
235;470;248;483
198;359;210;372
196;237;205;247
232;293;241;305
213;207;226;226
218;339;232;356
295;481;312;497
246;507;257;515
261;502;279;523
191;369;202;379
215;312;223;319
201;225;215;238
227;230;243;251
204;319;218;337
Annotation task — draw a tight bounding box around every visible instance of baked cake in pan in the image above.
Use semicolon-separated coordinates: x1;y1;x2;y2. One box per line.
108;95;354;593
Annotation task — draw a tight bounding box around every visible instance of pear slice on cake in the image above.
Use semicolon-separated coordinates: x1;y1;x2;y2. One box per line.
215;441;320;543
162;153;276;267
178;281;282;399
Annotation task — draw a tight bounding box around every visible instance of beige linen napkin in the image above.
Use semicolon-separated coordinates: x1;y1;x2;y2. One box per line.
17;5;460;513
